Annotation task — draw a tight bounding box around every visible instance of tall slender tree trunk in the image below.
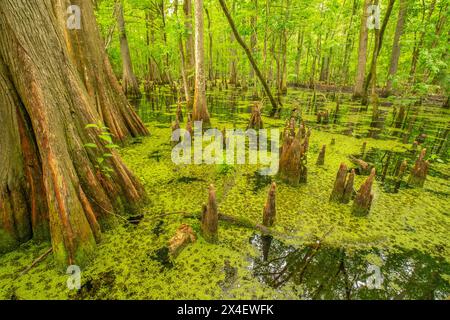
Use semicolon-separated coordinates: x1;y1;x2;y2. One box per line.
184;0;195;89
410;0;437;83
353;0;370;99
219;0;278;115
342;0;358;85
175;0;191;106
0;0;146;266
362;0;396;106
192;0;210;124
145;10;160;88
117;1;141;98
159;0;172;85
229;0;238;85
383;0;408;97
295;29;304;86
205;7;214;82
250;0;258;86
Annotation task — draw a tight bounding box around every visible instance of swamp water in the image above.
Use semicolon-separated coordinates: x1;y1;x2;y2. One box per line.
1;87;449;299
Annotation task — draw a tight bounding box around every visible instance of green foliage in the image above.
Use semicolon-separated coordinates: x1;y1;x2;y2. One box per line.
83;121;119;178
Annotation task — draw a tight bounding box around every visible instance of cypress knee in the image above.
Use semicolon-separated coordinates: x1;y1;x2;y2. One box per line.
201;185;218;242
330;163;348;202
279;123;308;185
262;182;277;227
247;102;263;129
316;145;326;165
342;169;355;204
352;168;376;216
408;149;429;187
395;160;408;192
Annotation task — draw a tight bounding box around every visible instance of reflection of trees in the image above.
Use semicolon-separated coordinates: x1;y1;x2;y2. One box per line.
249;234;450;300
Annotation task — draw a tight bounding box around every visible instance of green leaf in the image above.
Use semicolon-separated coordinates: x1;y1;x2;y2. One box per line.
83;143;98;149
103;153;113;158
99;134;113;143
105;144;119;149
97;157;105;164
85;124;99;129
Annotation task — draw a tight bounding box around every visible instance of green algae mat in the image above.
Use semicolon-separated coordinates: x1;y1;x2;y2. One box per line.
1;88;449;300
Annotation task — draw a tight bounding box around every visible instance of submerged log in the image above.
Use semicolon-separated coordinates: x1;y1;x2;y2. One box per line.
330;163;349;202
316;145;326;165
408;149;429;187
247;102;264;129
352;168;376;217
262;182;276;227
168;224;196;258
201;185;219;242
349;155;371;174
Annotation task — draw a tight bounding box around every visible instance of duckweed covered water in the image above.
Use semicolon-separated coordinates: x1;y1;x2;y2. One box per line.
1;87;449;300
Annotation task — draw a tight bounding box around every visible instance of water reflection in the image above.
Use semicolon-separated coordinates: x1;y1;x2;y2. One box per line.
249;234;450;300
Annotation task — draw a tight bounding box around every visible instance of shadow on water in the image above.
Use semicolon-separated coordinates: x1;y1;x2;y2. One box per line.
249;234;450;300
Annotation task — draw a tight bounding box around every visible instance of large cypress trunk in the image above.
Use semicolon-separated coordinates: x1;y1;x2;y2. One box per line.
0;0;146;266
55;0;148;142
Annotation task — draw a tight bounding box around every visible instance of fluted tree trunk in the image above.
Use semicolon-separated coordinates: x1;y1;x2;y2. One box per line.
0;0;146;266
192;0;210;124
56;0;148;142
117;1;141;98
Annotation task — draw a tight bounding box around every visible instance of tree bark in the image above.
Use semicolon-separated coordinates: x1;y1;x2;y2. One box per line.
0;0;146;266
192;0;210;124
249;0;258;86
117;1;141;98
353;0;370;99
295;29;304;86
205;7;214;82
361;0;396;106
409;0;437;83
342;0;358;85
175;0;191;107
56;0;148;142
229;0;238;85
383;0;408;97
184;0;195;89
219;0;278;116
